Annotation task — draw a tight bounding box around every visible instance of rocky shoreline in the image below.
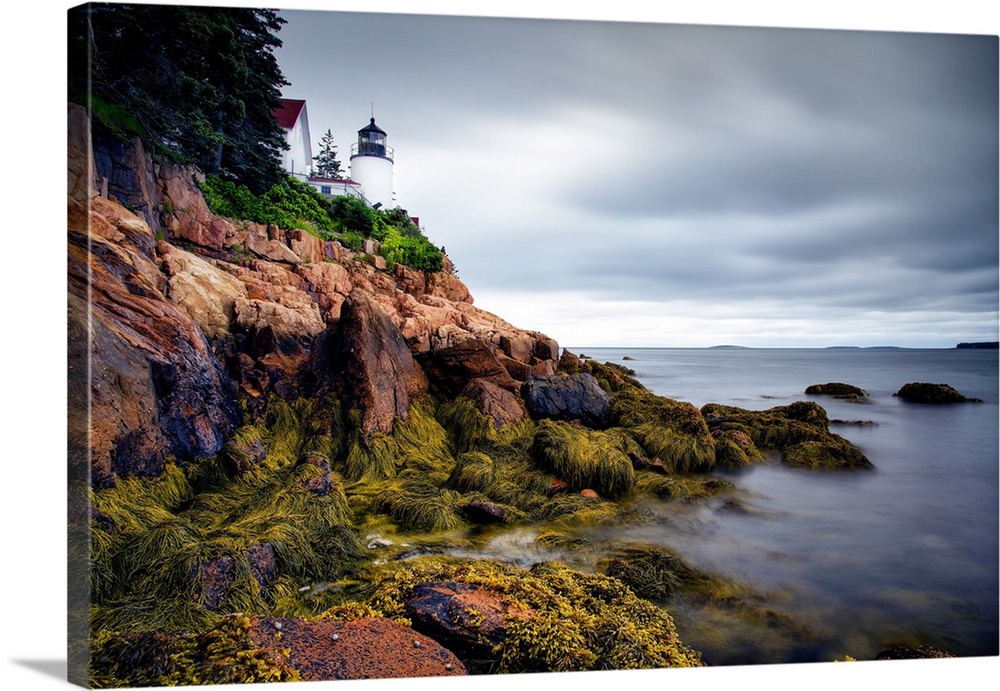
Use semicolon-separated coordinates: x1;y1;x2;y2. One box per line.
68;103;959;686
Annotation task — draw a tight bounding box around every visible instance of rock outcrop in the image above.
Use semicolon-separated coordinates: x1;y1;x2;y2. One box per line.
521;373;612;428
68;195;240;487
69;102;560;483
895;382;982;404
805;382;868;399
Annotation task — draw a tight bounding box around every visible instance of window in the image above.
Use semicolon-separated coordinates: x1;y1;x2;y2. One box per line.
321;185;332;195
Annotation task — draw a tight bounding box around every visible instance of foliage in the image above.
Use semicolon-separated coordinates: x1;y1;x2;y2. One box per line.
327;194;376;236
69;4;289;194
311;128;344;179
199;175;336;234
378;223;444;272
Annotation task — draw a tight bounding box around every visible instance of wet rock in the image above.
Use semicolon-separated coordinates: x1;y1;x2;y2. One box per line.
521;373;611;428
895;382;982;403
247;616;466;680
702;400;871;471
247;544;277;591
714;429;764;470
299;452;335;496
192;556;235;610
460;499;509;524
405;582;525;658
547;477;570;494
222;426;267;473
782;440;874;470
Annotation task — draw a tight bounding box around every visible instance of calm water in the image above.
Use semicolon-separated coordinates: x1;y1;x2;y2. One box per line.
574;347;999;664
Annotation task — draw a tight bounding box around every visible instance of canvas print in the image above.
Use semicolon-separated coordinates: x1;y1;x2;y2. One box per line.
67;2;998;687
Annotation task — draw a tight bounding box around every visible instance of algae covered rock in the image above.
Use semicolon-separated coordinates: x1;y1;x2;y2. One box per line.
530;421;635;499
405;581;523;658
363;559;703;673
713;429;764;470
895;382;982;403
805;382;868;399
521;373;611;428
782;440;874;470
612;388;716;473
701;400;872;470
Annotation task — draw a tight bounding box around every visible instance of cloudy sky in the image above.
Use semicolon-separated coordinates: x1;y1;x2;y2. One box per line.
269;2;998;349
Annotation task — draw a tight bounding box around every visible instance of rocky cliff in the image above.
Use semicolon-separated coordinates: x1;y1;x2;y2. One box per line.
68;103;559;488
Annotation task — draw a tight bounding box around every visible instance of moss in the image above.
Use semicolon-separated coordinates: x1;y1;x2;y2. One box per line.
358;558;702;673
530;421;635;500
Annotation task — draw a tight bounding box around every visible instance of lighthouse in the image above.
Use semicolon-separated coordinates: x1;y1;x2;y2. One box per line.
350;117;394;208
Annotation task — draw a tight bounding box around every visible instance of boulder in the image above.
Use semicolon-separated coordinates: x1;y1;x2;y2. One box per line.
405;582;527;658
246;544;277;592
895;382;982;403
191;556;235;610
558;349;590;375
460;499;510;524
415;339;518;397
330;291;428;439
246;616;466;680
521;373;611;428
461;378;527;429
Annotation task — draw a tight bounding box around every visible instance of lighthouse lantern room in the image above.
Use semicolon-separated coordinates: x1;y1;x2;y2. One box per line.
350;117;394;208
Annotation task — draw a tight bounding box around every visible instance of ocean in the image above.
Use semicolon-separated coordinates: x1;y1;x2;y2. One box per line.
572;346;999;665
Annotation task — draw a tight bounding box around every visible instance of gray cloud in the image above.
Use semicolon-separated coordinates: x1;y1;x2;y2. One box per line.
275;9;998;347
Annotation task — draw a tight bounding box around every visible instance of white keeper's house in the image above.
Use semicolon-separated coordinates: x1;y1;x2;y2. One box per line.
273;98;395;210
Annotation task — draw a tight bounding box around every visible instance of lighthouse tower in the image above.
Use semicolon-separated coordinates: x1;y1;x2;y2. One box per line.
350;117;394;208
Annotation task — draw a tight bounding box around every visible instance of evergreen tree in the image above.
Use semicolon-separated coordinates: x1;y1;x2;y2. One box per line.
69;3;290;194
312;129;344;179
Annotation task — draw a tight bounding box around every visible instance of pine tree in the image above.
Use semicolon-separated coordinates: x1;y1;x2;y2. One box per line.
312;129;344;179
69;4;290;194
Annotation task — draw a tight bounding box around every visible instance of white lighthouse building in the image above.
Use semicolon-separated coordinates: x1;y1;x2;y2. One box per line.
350;117;394;208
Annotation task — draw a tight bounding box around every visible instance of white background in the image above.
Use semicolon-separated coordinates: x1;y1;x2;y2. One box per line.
2;1;997;689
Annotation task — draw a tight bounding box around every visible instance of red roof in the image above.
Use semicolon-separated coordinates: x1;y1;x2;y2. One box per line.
273;98;306;129
309;177;361;185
